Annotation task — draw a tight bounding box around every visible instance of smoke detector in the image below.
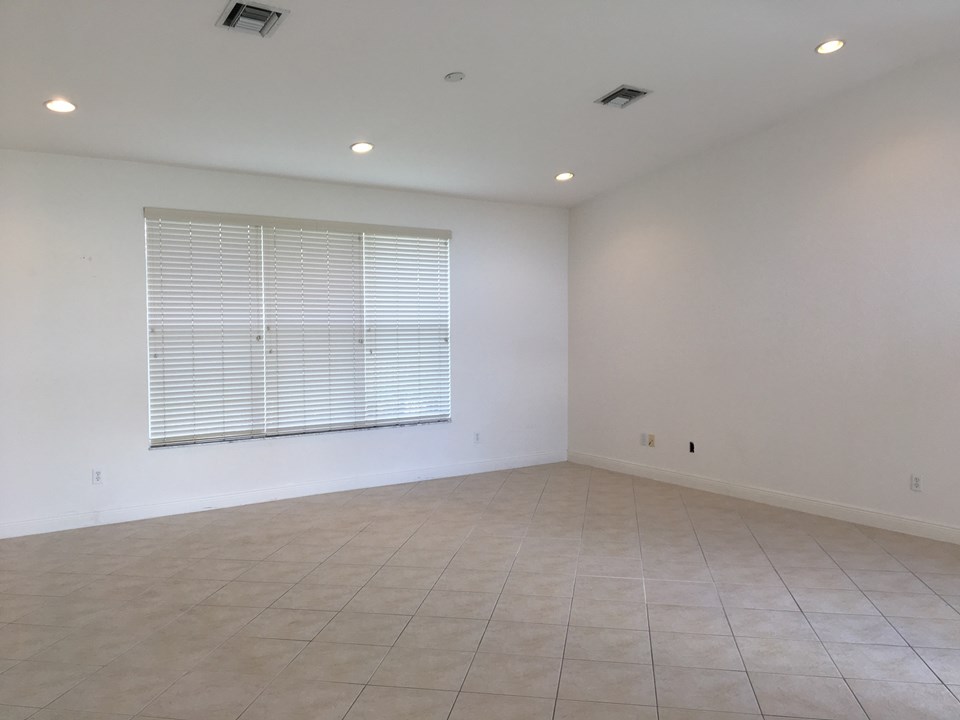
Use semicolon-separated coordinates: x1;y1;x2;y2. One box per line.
595;85;650;109
217;2;288;37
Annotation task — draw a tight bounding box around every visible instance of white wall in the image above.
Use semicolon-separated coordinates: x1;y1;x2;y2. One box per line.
0;151;568;537
569;53;960;537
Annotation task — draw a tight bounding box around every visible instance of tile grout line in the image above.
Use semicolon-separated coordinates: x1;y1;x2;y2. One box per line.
738;505;873;719
676;484;763;718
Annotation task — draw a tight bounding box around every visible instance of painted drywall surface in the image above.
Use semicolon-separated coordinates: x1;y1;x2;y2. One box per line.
0;151;568;535
569;53;960;529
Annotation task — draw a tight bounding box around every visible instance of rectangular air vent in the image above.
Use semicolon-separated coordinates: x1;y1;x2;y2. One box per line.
595;85;650;109
217;2;287;37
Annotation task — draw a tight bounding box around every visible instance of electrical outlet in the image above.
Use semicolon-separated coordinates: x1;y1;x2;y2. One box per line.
647;434;655;448
91;469;103;486
910;474;922;492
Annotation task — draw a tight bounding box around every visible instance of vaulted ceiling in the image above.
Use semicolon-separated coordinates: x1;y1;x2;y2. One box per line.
3;0;960;206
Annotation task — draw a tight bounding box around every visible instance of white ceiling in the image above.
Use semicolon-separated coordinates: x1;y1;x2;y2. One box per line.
3;0;960;207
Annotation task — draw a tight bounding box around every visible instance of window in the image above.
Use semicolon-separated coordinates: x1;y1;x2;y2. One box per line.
145;208;450;447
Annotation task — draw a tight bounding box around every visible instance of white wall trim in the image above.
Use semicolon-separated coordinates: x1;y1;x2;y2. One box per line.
1;451;566;539
569;451;960;545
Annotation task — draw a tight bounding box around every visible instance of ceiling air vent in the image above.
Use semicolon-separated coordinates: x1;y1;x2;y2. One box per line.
217;2;287;37
595;85;649;109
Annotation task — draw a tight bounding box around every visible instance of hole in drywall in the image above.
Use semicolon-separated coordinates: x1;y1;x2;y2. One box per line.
689;441;695;453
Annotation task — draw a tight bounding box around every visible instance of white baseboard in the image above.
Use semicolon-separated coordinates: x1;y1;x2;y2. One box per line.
0;451;567;539
569;451;960;546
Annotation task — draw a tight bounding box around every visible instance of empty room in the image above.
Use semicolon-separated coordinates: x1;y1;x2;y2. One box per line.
2;1;960;718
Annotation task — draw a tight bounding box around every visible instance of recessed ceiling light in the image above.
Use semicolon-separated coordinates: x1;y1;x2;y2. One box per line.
45;98;76;113
444;72;465;82
555;172;575;182
816;39;845;55
350;141;374;154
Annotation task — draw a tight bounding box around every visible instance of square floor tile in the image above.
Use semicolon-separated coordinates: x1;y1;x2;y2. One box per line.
288;641;387;683
503;571;576;598
239;608;335;640
576;557;643;579
237;561;316;584
569;597;647;630
559;659;655;705
555;700;658;719
303;563;380;586
889;617;960;649
0;594;53;624
315;612;411;645
647;605;728;635
574;576;644;602
716;583;798;611
657;711;760;720
866;591;960;620
565;626;650;664
480;621;566;657
644;581;720;608
451;692;555;720
462;652;561;698
272;583;359;611
343;586;428;615
141;669;269;720
280;545;344;565
161;605;261;639
387;549;457;569
18;710;133;720
203;581;293;608
778;567;857;591
493;594;571;625
825;642;938;682
918;574;960;595
50;665;183;716
736;637;839;676
134;579;224;605
30;628;143;666
725;607;815;640
0;661;98;707
107;630;223;671
175;559;253;581
368;566;443;589
749;672;866;719
195;636;305;675
395;616;487;652
0;623;74;659
708;564;782;587
915;647;960;684
655;666;759;714
847;570;931;594
791;588;878;615
344;685;456;720
326;545;395;566
806;612;906;645
0;706;47;720
848;678;960;720
369;646;474;690
651;632;742;670
642;561;712;583
435;568;508;593
238;676;361;720
417;590;498;620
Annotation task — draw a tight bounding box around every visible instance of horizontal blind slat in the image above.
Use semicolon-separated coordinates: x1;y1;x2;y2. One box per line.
146;213;451;446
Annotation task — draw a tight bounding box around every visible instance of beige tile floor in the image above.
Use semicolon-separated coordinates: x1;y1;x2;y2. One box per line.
1;462;960;719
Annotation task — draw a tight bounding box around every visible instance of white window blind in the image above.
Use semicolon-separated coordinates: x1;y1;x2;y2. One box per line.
145;208;451;447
